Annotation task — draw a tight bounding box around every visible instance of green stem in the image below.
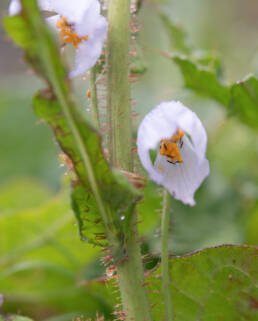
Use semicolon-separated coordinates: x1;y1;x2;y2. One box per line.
89;66;100;129
107;0;133;170
107;0;152;320
161;189;173;321
116;213;153;321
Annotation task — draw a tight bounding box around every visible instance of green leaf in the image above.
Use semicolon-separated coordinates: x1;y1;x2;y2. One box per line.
160;14;258;129
4;0;139;252
173;56;231;106
230;75;258;128
173;56;258;129
147;245;258;321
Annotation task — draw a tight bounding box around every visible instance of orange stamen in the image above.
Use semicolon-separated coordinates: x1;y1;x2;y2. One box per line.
160;130;184;163
56;17;88;48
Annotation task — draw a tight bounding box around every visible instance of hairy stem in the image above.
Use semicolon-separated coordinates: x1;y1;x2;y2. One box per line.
161;189;173;321
107;0;152;320
116;213;153;321
107;0;133;170
89;66;100;129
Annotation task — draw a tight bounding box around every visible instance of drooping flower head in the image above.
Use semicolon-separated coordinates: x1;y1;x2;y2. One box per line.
9;0;108;77
137;101;209;206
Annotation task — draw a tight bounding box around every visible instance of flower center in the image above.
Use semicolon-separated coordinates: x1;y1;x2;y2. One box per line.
159;129;184;164
56;17;88;49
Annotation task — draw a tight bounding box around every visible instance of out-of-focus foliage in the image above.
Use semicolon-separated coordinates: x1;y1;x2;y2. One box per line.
161;13;258;129
148;245;258;321
0;178;114;321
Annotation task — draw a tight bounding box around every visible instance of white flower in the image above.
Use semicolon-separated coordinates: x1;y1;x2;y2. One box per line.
9;0;108;77
137;101;210;206
9;0;22;15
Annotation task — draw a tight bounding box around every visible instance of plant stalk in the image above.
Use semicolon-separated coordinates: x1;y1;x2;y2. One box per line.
116;212;153;321
161;189;173;321
107;0;133;170
107;0;152;320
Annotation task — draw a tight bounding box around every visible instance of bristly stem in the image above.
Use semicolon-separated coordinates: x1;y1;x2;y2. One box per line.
89;66;100;129
161;189;173;321
107;0;133;170
107;0;152;320
116;212;153;321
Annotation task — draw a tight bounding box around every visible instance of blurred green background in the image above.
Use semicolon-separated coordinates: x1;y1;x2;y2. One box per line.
0;0;257;320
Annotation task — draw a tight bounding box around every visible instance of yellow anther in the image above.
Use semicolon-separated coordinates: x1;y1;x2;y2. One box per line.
160;130;184;163
56;17;88;48
171;129;184;142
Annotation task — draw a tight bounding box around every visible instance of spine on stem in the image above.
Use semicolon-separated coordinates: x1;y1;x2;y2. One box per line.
107;0;152;320
107;0;133;170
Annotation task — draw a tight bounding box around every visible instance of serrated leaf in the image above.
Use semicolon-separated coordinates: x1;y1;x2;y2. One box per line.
4;0;139;252
173;56;258;129
173;56;231;106
160;14;258;129
147;245;258;321
230;75;258;129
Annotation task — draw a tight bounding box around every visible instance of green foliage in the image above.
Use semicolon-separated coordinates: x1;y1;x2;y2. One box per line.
161;14;258;129
173;56;231;106
0;178;113;320
4;0;139;252
147;245;258;321
230;76;258;129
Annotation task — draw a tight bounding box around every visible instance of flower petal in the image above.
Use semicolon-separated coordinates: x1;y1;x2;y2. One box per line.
75;0;101;37
46;0;95;24
9;0;21;16
69;37;103;78
137;100;209;205
38;0;54;11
